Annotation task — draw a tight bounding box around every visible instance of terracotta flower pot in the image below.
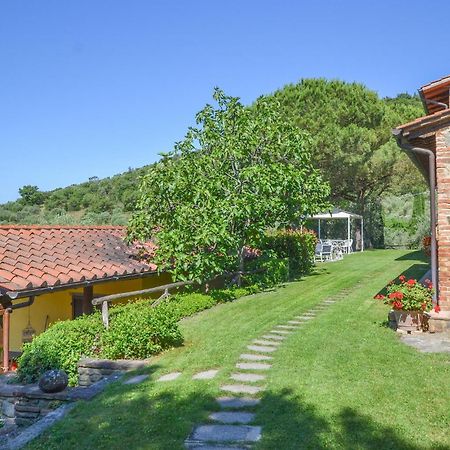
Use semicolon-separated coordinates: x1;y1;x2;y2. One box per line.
393;310;424;331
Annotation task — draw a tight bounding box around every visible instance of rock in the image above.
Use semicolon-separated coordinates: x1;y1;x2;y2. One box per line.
1;400;15;418
38;370;69;393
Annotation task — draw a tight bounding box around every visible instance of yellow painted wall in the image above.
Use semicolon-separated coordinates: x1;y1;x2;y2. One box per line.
8;272;171;353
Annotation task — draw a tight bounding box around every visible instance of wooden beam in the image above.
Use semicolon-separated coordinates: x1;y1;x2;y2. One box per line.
2;308;11;373
82;286;94;315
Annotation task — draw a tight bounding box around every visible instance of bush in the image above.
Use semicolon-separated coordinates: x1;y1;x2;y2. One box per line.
17;314;103;386
17;301;182;385
101;300;182;360
161;293;217;320
262;228;317;277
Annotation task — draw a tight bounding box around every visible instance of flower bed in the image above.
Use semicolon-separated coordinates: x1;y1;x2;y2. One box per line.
374;275;434;331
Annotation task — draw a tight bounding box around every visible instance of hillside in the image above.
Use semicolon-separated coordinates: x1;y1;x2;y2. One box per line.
0;165;151;226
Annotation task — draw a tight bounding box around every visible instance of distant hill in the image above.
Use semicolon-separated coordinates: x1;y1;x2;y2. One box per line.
0;166;151;225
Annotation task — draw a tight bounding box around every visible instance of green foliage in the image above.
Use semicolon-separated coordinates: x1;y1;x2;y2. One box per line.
101;300;182;360
383;276;433;311
18;185;45;206
160;293;217;320
382;192;430;248
263;229;317;276
17;314;103;386
17;301;181;386
16;284;261;386
0;167;150;225
128;88;330;283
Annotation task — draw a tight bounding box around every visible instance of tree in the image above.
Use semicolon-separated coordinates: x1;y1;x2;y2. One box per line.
267;80;425;211
127;89;330;283
18;185;45;206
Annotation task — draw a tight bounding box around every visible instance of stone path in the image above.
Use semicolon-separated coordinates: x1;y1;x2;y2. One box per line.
184;293;349;449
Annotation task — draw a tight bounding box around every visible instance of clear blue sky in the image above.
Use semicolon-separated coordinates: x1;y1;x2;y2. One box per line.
1;0;449;203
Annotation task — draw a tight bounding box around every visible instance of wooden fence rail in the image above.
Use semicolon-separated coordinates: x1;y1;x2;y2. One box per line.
92;280;194;328
92;269;265;329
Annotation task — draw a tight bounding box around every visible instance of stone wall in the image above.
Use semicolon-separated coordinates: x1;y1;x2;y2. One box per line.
77;358;149;387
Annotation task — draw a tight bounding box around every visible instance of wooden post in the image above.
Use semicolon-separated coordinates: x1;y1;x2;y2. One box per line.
2;308;11;373
82;286;94;315
101;301;109;329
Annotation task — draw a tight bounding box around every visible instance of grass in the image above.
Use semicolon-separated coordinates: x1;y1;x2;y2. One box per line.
24;250;449;449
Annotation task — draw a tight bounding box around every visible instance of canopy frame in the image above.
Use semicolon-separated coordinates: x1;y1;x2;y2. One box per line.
310;209;364;251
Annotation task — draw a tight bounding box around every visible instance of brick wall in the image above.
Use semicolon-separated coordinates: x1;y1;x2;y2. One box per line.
435;127;450;310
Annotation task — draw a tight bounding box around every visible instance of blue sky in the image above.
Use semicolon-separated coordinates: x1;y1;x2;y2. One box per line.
1;0;449;203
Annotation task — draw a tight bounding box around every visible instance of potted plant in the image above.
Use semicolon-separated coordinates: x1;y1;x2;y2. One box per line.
375;275;433;331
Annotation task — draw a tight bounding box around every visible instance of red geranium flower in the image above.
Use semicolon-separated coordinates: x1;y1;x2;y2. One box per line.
434;305;441;313
392;301;403;310
421;302;427;310
374;294;385;300
406;279;416;286
399;275;406;282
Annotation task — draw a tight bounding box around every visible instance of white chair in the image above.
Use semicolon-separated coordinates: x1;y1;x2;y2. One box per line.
343;239;353;254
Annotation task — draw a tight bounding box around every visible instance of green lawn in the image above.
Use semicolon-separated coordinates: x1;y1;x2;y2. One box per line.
25;250;449;449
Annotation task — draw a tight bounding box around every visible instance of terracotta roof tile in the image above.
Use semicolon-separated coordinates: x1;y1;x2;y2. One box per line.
0;226;157;294
394;108;450;137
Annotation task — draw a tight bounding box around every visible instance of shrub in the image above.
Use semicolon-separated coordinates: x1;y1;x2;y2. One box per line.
161;293;217;320
17;314;103;386
101;300;182;360
262;228;317;277
17;301;182;385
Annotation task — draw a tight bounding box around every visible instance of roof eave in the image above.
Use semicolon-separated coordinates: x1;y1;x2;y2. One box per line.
1;269;160;301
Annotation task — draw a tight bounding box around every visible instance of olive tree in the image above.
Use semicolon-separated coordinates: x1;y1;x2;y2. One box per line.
127;89;330;283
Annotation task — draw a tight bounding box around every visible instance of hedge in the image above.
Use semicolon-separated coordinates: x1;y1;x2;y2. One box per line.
262;228;317;277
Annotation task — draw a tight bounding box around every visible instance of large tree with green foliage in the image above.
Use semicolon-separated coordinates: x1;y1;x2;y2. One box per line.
267;80;425;211
127;89;330;283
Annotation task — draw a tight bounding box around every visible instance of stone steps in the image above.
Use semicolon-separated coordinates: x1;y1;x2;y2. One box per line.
239;353;272;361
185;424;262;447
209;411;256;424
230;373;265;383
252;339;280;347
220;384;264;395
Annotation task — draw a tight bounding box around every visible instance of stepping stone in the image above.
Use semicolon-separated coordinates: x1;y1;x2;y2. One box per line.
209;411;256;424
123;374;149;385
186;446;246;450
269;329;291;335
252;339;280;346
294;316;314;320
262;334;285;341
216;397;261;409
276;325;298;329
287;320;304;325
239;353;273;361
236;362;271;371
220;384;264;395
247;345;277;353
188;424;262;443
157;372;181;382
322;300;336;304
185;446;246;450
193;369;219;380
230;373;265;382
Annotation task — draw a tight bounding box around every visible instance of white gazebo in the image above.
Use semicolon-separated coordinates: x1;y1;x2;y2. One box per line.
310;209;364;252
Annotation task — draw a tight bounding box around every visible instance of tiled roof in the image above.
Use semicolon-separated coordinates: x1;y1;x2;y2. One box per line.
393;108;450;137
419;75;450;115
0;226;157;295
